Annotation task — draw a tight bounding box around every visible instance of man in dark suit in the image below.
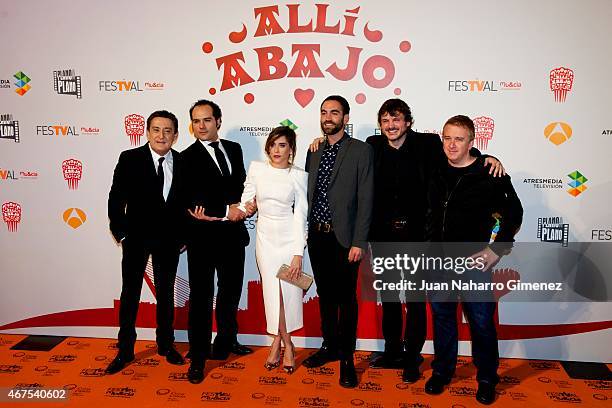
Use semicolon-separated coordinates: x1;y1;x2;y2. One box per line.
106;110;185;374
181;99;252;384
302;95;374;388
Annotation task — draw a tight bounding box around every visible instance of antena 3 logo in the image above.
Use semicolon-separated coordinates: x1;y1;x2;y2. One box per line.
54;69;82;99
537;217;569;247
201;4;412;107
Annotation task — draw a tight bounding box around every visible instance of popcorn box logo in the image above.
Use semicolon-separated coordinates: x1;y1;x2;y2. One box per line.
473;116;494;150
550;67;574;103
124;114;145;146
2;201;22;232
62;159;82;190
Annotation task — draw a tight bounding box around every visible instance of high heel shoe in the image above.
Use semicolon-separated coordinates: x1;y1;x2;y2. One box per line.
264;338;281;371
283;342;296;374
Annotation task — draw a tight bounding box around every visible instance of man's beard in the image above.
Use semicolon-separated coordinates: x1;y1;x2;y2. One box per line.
320;121;343;136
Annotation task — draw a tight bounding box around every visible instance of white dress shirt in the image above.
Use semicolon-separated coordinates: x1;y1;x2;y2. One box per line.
149;146;173;201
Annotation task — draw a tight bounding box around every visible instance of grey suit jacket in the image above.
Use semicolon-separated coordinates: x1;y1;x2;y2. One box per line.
305;134;374;249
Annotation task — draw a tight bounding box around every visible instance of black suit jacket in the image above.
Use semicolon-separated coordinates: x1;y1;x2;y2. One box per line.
108;144;184;247
181;139;249;246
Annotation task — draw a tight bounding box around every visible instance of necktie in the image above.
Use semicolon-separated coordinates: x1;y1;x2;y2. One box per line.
210;141;230;177
157;157;165;195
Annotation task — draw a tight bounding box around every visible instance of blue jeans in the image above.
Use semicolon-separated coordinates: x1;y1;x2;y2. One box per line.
429;269;499;384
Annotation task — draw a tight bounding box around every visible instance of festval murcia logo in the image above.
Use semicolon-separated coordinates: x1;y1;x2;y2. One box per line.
124;114;145;146
62;159;83;190
567;170;587;197
473;116;494;150
2;201;22;232
53;69;82;99
63;208;87;229
544;122;572;145
14;71;31;96
0;114;20;142
550;67;574;103
199;4;412;107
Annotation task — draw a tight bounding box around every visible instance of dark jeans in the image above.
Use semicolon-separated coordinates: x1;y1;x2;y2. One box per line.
308;229;359;359
429;268;499;384
118;239;179;355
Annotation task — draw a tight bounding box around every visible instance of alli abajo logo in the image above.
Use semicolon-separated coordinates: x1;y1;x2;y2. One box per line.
550;67;573;103
544;122;572;145
14;71;31;96
124;114;145;146
473;116;494;150
2;201;21;232
199;4;413;107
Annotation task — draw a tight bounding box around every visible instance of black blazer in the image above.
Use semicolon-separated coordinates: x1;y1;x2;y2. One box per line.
108;144;184;247
180;139;249;246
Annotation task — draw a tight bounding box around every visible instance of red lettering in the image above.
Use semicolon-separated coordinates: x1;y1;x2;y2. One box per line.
314;4;340;33
254;5;286;36
254;46;288;81
216;52;255;91
326;47;362;81
288;44;324;78
287;4;313;33
362;55;395;89
340;7;360;36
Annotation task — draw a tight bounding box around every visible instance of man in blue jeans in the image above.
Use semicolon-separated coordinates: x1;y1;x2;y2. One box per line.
424;115;523;405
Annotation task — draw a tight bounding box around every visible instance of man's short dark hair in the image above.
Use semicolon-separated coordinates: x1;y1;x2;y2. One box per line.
147;110;178;132
189;99;222;120
321;95;350;115
377;98;413;125
444;115;475;141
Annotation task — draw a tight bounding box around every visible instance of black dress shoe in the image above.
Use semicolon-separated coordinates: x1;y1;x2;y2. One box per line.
425;374;450;395
230;342;253;355
188;360;205;384
369;352;404;369
210;346;229;360
105;354;134;375
402;365;421;383
476;382;496;405
159;346;185;365
339;359;358;388
302;347;339;368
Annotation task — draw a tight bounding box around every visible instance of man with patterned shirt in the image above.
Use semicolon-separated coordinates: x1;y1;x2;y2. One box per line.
302;95;374;388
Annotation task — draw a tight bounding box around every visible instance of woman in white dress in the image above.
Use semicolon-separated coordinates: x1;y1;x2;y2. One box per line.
238;126;308;373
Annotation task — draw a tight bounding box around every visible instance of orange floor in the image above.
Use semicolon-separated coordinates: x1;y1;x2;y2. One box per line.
0;334;609;407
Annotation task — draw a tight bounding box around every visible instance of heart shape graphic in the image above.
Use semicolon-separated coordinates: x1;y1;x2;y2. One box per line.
294;88;315;108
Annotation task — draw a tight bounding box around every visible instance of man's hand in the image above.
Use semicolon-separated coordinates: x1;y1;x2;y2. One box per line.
469;247;500;272
288;255;303;281
228;204;246;222
309;137;325;152
348;246;364;263
484;157;505;177
245;198;257;217
188;206;222;222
